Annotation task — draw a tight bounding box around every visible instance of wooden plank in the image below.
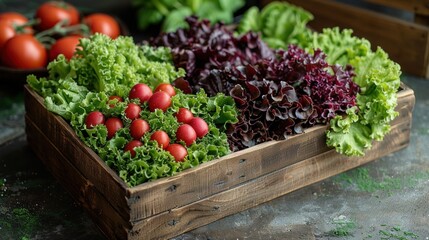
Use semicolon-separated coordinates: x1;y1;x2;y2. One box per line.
25;116;130;240
276;0;429;78
127;124;330;221
24;86;131;222
364;0;429;16
129;119;412;239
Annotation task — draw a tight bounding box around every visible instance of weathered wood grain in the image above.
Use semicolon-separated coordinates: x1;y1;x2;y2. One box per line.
364;0;429;16
24;87;131;221
26;116;130;240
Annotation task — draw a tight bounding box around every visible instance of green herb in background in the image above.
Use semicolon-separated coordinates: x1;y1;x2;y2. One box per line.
329;216;356;237
0;208;39;239
236;1;314;49
132;0;245;32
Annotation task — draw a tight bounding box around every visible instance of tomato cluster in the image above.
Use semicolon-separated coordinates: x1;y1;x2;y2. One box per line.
0;1;121;70
85;83;209;163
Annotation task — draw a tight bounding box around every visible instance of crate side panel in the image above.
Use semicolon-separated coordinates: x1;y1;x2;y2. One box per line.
25;116;130;240
127;124;330;221
364;0;429;15
282;0;429;78
24;86;131;220
129;118;412;240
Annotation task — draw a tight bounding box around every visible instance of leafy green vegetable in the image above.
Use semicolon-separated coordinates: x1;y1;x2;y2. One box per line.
27;33;238;186
67;90;237;186
236;1;314;49
318;29;401;156
308;27;371;66
132;0;245;32
237;4;402;156
28;34;185;119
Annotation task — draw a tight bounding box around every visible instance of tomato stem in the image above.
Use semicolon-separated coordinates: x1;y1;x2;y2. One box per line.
34;19;90;47
12;19;39;34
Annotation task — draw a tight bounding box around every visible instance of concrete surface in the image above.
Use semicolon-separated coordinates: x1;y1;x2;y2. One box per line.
1;0;427;239
0;75;428;240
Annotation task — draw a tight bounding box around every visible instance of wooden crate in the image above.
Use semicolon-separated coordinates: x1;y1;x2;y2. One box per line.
261;0;429;78
24;83;415;240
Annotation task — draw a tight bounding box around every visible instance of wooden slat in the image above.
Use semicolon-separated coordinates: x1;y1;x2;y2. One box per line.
25;116;130;240
364;0;429;16
24;86;131;221
129;119;412;239
127;124;330;221
272;0;429;78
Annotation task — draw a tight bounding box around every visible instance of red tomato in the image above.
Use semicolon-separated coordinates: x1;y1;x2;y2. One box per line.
49;35;81;62
85;111;105;128
0;12;28;25
150;130;170;149
83;13;121;39
107;95;123;108
166;144;187;162
155;83;176;97
188;117;209;138
148;91;171;112
130;119;150;140
35;1;80;30
0;21;16;50
125;103;142;120
175;108;194;123
124;140;143;158
0;13;32;49
176;124;197;146
1;34;47;69
129;83;153;104
105;117;123;139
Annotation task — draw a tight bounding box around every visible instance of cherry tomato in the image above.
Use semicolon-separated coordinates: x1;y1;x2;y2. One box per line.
148;91;171;112
49;35;81;62
125;103;142;120
1;34;47;69
150;130;170;149
175;108;194;124
35;1;80;30
107;95;123;108
105;117;123;139
130;119;150;140
0;12;28;25
83;13;121;39
124;140;142;158
85;111;105;128
155;83;176;97
188;117;209;138
176;124;197;146
129;83;153;104
166;144;187;162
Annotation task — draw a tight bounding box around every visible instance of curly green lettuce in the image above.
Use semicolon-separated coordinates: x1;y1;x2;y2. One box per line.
28;34;185;120
67;89;237;186
326;46;401;156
